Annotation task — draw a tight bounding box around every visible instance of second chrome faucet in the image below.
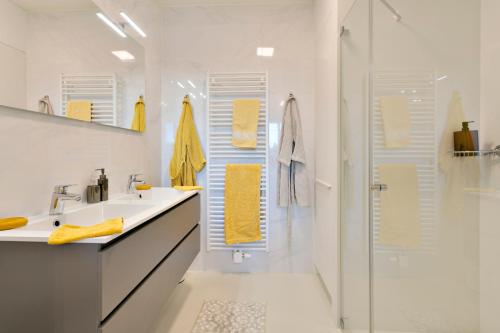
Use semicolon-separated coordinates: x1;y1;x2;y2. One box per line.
128;174;145;194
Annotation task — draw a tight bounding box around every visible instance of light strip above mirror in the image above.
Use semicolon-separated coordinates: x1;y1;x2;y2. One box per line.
97;13;127;38
120;12;147;38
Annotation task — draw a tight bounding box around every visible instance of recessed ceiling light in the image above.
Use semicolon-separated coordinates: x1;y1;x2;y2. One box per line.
120;12;147;38
187;80;196;88
97;13;127;38
177;81;185;89
257;47;274;57
112;50;135;61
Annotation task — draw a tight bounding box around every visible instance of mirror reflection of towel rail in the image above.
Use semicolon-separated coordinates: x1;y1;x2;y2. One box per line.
315;178;332;190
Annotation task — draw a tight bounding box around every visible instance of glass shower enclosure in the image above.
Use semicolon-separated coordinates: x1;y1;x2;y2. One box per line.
340;0;485;332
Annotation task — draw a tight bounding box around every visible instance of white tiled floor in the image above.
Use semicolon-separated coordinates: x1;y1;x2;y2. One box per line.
150;271;337;333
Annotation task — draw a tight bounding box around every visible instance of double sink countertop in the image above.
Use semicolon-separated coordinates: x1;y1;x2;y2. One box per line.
0;187;199;244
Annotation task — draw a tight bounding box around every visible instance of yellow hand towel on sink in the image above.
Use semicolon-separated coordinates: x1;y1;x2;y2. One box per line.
48;217;124;245
224;164;262;245
174;185;203;191
0;217;28;231
135;184;152;191
232;99;260;148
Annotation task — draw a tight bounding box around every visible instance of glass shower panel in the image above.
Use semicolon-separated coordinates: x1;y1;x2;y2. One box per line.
340;1;371;332
371;0;480;332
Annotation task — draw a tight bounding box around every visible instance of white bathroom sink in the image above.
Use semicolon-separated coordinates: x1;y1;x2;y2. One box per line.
117;187;197;203
0;187;200;243
21;203;156;231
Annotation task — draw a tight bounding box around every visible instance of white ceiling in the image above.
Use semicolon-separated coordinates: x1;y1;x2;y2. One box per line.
12;0;312;12
158;0;312;7
11;0;96;12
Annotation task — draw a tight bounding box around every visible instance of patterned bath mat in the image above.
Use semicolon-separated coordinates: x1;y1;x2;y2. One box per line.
192;299;266;333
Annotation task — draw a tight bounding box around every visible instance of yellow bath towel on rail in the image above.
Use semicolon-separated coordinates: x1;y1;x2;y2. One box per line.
232;99;260;148
48;217;124;245
66;100;92;122
378;164;421;249
224;164;262;245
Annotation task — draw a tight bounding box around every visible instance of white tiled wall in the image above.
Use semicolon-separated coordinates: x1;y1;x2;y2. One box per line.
161;3;316;273
0;1;28;110
0;106;147;217
480;1;500;331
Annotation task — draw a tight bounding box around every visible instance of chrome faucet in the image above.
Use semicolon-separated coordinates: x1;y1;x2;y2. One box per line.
127;174;145;194
49;185;82;216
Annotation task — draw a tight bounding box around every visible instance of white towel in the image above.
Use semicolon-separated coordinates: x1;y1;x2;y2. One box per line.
277;96;308;207
380;96;411;148
38;95;54;115
378;164;421;248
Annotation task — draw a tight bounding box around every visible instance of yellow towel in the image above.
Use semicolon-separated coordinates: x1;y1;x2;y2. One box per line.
131;96;146;132
48;217;124;245
224;164;262;245
232;99;260;148
174;186;203;191
0;217;28;231
170;96;206;186
66;100;92;122
378;164;421;248
380;96;411;148
135;184;152;190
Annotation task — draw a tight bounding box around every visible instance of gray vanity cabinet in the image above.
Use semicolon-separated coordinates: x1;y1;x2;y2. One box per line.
0;194;200;333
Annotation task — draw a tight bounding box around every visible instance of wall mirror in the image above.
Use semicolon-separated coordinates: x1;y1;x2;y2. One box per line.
0;0;145;131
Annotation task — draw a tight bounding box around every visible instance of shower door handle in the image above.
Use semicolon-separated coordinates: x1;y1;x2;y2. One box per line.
370;184;388;192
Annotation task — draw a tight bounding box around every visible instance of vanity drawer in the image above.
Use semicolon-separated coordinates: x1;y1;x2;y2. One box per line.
99;194;200;320
100;225;200;333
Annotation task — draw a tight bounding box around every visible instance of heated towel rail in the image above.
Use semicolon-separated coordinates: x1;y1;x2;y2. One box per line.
372;70;437;254
61;73;122;126
206;72;269;252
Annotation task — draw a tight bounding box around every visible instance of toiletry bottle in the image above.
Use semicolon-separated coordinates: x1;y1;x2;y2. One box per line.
96;168;109;201
454;121;478;154
86;182;101;204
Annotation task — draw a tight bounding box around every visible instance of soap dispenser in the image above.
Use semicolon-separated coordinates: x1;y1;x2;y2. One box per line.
96;168;109;201
454;121;479;153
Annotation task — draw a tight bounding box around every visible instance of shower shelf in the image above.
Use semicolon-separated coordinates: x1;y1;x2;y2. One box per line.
450;149;500;157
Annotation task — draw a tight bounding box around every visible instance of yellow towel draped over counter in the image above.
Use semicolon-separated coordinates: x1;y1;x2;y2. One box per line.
0;217;28;231
224;164;262;245
66;100;92;122
232;99;260;148
131;96;146;132
170;96;206;186
48;218;124;245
